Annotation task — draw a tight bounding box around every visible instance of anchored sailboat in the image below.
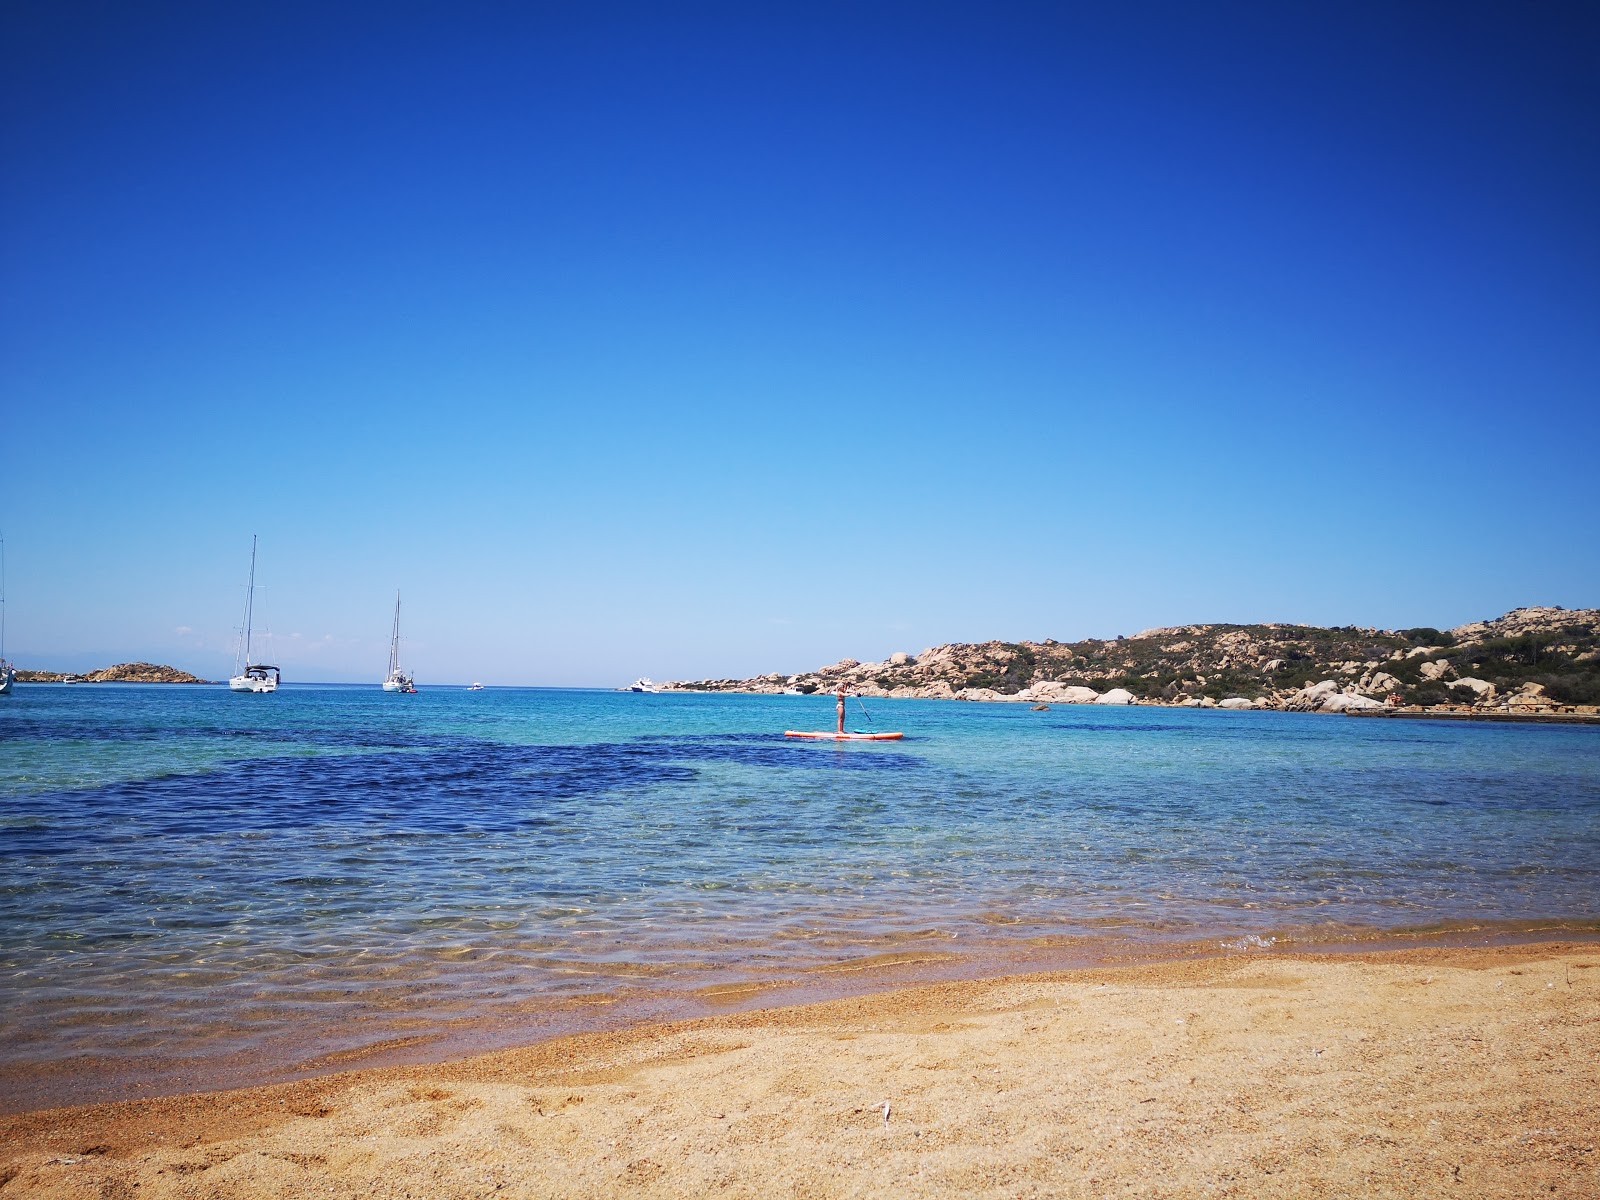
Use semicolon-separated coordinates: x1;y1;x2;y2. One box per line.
0;532;14;696
228;536;279;693
382;592;416;692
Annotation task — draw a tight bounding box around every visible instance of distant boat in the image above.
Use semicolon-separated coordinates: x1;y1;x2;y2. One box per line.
467;682;485;691
381;591;416;693
627;677;659;693
228;536;279;693
0;532;13;696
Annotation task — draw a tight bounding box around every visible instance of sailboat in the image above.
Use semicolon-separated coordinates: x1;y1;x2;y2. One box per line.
381;591;416;692
228;536;279;693
0;532;14;696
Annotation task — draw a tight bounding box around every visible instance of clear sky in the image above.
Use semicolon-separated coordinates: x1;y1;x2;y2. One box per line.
3;2;1597;685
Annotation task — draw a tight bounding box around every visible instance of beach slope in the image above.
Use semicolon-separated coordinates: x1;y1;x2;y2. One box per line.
2;944;1595;1198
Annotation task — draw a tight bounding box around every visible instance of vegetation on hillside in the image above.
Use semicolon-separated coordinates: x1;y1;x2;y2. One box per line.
672;608;1600;710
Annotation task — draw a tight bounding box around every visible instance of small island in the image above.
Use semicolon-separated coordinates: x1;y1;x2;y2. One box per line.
15;662;213;684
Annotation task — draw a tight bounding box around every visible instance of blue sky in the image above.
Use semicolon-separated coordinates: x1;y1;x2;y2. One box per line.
4;2;1597;685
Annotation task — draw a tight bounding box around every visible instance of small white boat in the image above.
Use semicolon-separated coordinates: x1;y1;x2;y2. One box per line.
229;536;279;694
627;677;659;693
467;682;485;691
381;591;416;692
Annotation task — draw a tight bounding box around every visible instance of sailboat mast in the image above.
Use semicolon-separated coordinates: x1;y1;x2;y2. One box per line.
241;536;258;670
390;592;403;676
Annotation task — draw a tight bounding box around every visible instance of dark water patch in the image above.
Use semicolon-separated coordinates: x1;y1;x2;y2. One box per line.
641;732;923;772
0;734;924;854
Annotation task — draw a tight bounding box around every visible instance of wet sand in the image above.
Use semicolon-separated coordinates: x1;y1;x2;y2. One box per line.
2;942;1595;1198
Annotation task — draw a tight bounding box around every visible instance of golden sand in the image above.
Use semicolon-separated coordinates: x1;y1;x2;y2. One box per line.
3;943;1595;1198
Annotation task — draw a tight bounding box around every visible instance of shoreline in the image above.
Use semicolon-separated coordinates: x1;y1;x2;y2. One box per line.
4;939;1595;1198
5;921;1596;1117
668;687;1600;725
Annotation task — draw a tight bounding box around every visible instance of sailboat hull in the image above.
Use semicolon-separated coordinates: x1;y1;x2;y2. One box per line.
230;675;278;693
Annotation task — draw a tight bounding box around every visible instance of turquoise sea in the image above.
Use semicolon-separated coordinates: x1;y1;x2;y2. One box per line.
3;684;1598;1111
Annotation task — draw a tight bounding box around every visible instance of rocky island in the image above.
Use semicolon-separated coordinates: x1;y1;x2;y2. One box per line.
15;662;213;684
667;606;1600;718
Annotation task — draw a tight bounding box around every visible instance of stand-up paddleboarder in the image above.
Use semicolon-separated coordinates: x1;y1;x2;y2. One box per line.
784;688;904;741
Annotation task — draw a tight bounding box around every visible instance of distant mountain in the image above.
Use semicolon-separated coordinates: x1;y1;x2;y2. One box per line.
667;607;1600;715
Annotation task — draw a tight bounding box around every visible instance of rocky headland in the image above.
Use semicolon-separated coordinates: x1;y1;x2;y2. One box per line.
666;606;1600;717
16;662;212;684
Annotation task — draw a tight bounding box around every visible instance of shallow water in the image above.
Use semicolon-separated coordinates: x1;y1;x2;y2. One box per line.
3;683;1598;1109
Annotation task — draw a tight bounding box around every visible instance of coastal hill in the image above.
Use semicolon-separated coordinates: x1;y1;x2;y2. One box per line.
16;663;212;684
666;606;1600;715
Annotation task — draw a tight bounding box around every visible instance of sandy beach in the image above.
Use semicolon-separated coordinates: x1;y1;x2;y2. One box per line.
2;942;1595;1198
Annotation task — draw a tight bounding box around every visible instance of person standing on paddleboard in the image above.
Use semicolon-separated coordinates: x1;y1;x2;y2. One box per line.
837;686;847;735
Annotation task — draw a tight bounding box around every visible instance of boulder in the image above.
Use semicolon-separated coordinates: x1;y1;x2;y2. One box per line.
1022;681;1101;704
1363;671;1402;695
1096;688;1135;705
1419;660;1452;681
1508;686;1553;711
957;687;1003;703
1285;680;1342;711
1218;697;1256;710
1448;677;1495;698
889;651;913;666
1323;692;1384;712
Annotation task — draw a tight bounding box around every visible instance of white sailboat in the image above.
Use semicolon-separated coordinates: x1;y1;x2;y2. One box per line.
0;532;14;696
229;536;279;693
382;591;416;692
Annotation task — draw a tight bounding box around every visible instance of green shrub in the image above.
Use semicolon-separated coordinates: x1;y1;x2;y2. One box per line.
1538;673;1600;706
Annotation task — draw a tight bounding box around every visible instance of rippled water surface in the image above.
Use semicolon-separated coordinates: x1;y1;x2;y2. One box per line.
3;683;1598;1108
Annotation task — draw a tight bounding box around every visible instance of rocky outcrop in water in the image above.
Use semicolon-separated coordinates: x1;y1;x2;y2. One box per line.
666;607;1600;715
16;663;212;684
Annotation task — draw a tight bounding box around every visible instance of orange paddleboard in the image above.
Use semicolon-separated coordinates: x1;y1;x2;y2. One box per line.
784;731;904;740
